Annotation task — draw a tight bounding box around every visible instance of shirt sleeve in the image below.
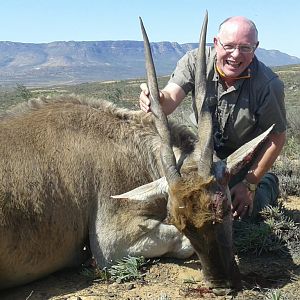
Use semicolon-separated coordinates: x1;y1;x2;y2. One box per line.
256;76;287;133
168;50;197;95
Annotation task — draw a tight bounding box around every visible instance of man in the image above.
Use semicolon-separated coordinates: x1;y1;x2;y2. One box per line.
139;16;286;219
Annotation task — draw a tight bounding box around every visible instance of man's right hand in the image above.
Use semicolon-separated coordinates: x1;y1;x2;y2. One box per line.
139;82;185;115
139;83;151;113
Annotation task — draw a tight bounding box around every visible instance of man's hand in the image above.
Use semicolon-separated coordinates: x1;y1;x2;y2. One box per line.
231;182;255;218
139;83;151;113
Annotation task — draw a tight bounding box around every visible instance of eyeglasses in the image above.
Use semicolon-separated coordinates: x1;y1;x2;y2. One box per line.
218;39;257;53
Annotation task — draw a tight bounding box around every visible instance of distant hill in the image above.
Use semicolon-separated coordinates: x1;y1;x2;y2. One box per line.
0;40;299;86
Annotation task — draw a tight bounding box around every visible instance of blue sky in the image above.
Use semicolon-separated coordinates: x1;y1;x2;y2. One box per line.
1;0;300;57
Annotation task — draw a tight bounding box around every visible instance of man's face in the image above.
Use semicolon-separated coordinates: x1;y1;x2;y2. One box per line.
214;21;258;78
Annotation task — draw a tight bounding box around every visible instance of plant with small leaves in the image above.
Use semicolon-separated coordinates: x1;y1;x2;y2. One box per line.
265;289;283;300
109;255;149;283
80;266;110;282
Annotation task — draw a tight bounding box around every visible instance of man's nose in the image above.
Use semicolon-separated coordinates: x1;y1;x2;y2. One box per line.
230;47;242;57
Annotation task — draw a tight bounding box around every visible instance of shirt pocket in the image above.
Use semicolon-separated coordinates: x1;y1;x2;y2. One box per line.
228;108;257;148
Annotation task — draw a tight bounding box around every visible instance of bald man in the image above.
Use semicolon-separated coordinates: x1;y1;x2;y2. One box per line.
139;16;286;220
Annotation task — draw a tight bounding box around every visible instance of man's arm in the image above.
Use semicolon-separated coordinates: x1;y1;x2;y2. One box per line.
246;131;286;184
231;131;286;218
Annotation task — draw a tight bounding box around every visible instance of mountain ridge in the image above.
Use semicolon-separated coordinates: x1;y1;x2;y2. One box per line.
0;40;299;86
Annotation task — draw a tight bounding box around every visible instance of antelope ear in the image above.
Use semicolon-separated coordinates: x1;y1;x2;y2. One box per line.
226;124;274;175
111;177;168;201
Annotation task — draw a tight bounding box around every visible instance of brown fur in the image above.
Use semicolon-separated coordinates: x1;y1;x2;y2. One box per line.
0;96;161;224
168;174;215;231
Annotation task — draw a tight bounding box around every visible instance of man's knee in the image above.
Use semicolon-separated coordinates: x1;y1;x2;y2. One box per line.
252;172;279;218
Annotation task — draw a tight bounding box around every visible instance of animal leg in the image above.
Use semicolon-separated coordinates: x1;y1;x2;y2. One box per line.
127;223;194;259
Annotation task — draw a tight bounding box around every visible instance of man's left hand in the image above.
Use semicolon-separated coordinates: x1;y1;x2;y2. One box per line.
231;182;254;218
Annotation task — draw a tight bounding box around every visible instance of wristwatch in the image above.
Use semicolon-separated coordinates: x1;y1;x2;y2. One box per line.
242;178;257;192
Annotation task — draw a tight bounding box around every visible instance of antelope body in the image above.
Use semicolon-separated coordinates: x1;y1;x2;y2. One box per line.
0;96;197;289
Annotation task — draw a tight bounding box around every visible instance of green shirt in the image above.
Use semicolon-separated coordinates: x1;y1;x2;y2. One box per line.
169;47;287;159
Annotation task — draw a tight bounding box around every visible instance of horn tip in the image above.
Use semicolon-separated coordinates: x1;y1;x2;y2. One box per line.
139;16;143;26
205;10;208;20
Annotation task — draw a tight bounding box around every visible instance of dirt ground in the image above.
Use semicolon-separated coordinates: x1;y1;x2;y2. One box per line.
1;197;299;300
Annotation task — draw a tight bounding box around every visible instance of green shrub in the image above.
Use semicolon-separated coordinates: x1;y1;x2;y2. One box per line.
81;255;150;283
234;205;300;256
272;156;300;197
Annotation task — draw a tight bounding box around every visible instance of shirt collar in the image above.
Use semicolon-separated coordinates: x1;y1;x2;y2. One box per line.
216;64;251;80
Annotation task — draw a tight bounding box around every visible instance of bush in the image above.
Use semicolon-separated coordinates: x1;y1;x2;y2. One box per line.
81;255;150;283
234;205;300;256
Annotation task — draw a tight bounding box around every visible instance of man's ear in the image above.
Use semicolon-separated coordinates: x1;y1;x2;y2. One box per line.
213;36;218;47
